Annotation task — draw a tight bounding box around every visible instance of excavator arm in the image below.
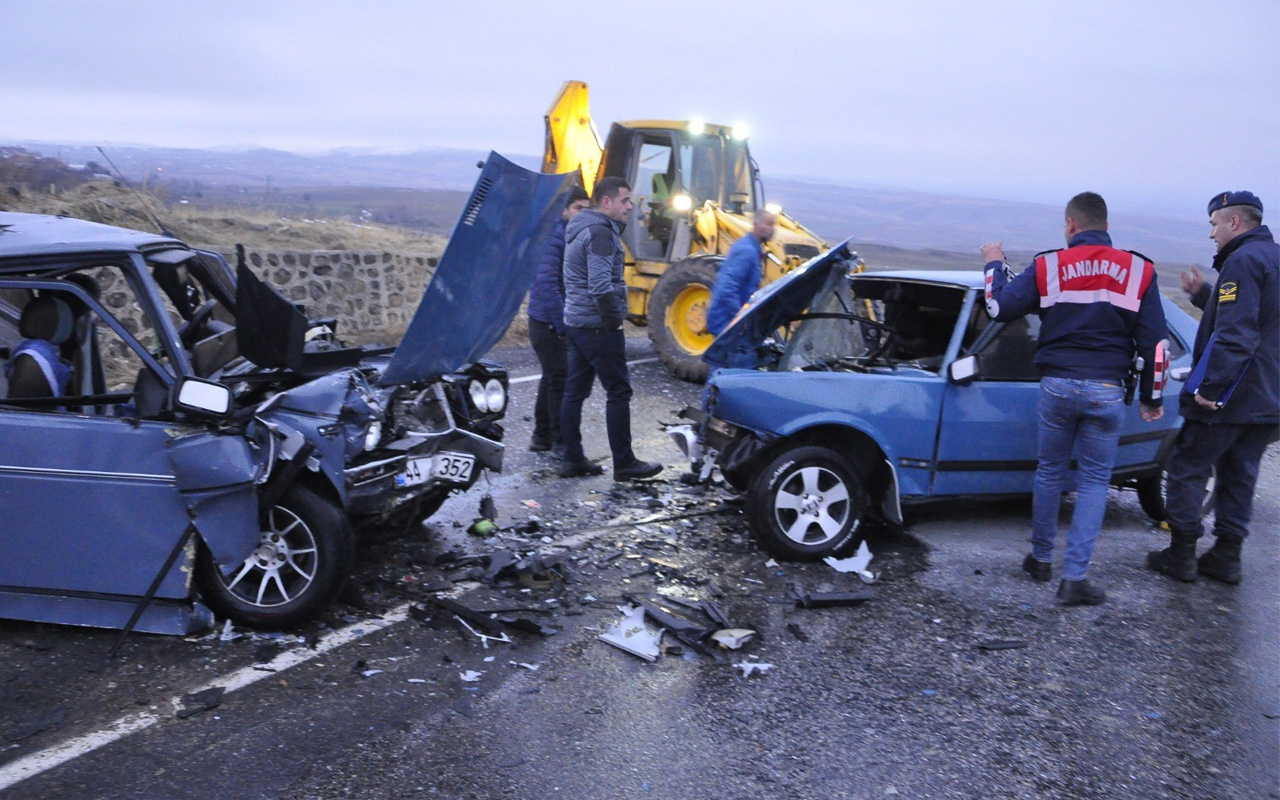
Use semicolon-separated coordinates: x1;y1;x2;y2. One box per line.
542;80;603;193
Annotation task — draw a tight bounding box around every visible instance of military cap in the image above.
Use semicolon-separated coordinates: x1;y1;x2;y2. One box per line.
1207;191;1263;216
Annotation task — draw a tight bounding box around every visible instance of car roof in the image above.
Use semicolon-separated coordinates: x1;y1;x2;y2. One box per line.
854;269;985;289
0;211;185;261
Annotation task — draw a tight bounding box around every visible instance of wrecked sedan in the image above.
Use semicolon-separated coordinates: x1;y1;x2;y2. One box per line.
670;241;1200;561
0;153;572;632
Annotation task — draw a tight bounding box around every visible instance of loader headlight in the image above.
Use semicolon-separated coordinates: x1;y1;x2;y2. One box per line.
688;117;706;136
671;193;693;212
764;202;783;215
363;420;383;451
732;122;750;140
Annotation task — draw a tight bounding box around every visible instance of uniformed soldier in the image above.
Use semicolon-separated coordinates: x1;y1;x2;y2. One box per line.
1148;191;1280;584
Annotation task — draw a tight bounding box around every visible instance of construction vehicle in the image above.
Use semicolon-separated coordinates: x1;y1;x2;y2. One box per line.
542;80;829;381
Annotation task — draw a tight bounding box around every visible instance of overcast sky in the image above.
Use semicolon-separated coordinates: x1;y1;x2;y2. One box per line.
4;1;1277;220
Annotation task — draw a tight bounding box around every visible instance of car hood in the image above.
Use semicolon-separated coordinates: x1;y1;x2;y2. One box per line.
380;153;575;385
702;239;857;370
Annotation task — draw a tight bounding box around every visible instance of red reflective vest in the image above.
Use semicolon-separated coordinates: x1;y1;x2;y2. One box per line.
1034;245;1155;313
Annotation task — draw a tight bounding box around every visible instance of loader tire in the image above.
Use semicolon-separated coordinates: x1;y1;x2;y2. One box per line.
648;257;720;383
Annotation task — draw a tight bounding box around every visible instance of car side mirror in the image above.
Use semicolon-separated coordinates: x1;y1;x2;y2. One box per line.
174;377;233;418
1169;366;1191;382
948;354;981;385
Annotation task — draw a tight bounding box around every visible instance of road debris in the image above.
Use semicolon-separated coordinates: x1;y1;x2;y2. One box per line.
824;541;876;583
734;661;774;678
795;590;875;609
598;606;662;661
710;629;756;650
973;640;1028;651
459;670;484;682
176;687;224;719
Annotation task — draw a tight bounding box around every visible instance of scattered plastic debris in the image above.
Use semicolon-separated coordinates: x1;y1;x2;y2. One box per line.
796;590;874;609
218;619;242;642
973;640;1028;651
408;678;427;684
176;687;224;719
734;661;774;678
711;629;756;650
459;671;484;682
479;494;498;521
521;499;541;509
361;669;383;677
824;541;875;584
511;662;540;671
467;519;497;537
599;606;662;661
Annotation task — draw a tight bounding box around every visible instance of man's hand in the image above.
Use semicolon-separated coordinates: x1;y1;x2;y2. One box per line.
1180;268;1205;297
1140;403;1164;422
980;242;1005;264
1193;392;1219;410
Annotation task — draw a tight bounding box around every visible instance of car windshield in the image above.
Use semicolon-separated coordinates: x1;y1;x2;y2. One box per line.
779;275;967;373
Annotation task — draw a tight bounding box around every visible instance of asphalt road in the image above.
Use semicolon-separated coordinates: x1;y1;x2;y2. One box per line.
1;331;1276;799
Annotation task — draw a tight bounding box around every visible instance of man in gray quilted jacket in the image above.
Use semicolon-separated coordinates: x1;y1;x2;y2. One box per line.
559;176;662;481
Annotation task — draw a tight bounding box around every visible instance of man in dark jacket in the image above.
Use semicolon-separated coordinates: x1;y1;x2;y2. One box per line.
1148;191;1279;585
558;176;662;481
527;185;589;453
982;192;1168;606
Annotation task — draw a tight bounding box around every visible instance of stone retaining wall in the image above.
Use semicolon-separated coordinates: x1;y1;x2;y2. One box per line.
207;249;439;335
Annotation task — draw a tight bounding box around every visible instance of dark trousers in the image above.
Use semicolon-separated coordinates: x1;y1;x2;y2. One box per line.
1165;420;1279;540
561;326;635;469
528;318;567;445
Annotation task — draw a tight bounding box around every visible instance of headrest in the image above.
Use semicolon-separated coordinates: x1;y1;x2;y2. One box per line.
19;296;75;345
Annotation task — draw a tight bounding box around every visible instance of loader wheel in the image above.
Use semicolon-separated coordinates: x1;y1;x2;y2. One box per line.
648;258;720;383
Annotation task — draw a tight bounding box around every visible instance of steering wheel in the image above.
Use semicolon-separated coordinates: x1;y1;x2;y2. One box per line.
178;299;219;348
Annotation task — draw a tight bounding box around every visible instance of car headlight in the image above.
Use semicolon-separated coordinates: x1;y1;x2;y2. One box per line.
468;380;490;412
484;379;506;414
363;420;383;451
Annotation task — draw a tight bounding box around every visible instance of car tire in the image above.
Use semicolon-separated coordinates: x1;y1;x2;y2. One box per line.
196;485;353;629
747;445;867;561
357;489;452;545
647;257;721;383
1137;464;1216;524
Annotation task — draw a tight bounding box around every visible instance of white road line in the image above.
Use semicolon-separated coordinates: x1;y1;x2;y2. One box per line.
509;357;660;385
0;604;410;792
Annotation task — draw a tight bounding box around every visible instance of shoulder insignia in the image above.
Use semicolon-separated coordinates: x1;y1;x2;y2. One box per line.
1125;249;1153;263
1218;281;1238;303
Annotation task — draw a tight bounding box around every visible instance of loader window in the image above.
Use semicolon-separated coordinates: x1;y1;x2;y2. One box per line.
725;139;755;212
634;140;676;260
680;139;722;208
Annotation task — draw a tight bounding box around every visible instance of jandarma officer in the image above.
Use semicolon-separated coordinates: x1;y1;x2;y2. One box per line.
1148;191;1279;584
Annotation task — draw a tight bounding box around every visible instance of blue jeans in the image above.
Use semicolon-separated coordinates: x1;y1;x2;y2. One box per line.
1031;377;1126;581
560;326;636;468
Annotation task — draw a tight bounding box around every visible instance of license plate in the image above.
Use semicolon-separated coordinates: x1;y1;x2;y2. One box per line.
395;452;475;487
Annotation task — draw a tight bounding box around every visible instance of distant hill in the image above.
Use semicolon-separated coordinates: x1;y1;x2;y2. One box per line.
15;141;1212;266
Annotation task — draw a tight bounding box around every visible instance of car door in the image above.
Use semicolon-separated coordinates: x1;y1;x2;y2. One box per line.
932;300;1042;496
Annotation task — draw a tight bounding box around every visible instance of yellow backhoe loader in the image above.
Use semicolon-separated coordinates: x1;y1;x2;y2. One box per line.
542;80;829;381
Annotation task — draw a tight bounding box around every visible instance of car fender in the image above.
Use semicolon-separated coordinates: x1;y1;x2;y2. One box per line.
166;431;265;573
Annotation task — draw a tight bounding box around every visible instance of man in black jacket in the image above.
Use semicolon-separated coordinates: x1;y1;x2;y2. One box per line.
1149;191;1279;584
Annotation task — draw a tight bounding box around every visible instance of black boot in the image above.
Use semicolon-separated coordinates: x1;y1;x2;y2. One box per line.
1198;535;1243;585
1146;533;1199;583
1057;578;1106;606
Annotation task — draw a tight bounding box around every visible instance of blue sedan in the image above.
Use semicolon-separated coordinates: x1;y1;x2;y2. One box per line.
670;242;1200;560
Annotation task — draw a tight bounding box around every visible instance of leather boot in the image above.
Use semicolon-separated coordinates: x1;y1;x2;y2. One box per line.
1198;534;1243;585
1146;533;1199;583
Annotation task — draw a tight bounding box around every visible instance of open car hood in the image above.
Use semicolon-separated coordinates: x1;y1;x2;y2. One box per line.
380;153;575;385
702;240;857;370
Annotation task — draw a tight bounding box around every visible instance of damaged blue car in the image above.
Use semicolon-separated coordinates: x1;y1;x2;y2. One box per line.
670;242;1201;561
0;154;572;633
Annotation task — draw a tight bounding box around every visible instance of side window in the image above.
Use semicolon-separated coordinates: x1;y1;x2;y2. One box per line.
980;316;1042;381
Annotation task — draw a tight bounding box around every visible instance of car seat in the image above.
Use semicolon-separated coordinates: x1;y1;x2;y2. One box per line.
6;296;74;400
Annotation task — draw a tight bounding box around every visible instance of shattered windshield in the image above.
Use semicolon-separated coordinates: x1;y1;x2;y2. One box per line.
779;275;967;373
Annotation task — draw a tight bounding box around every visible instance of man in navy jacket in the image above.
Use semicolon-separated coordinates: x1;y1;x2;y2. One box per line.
706;210;776;336
982;192;1168;606
527;185;589;453
1148;191;1279;584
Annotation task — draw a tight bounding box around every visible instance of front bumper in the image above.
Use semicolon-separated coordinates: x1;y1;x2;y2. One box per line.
345;427;503;516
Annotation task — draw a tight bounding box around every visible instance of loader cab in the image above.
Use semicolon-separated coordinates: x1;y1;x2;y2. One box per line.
599;122;758;264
